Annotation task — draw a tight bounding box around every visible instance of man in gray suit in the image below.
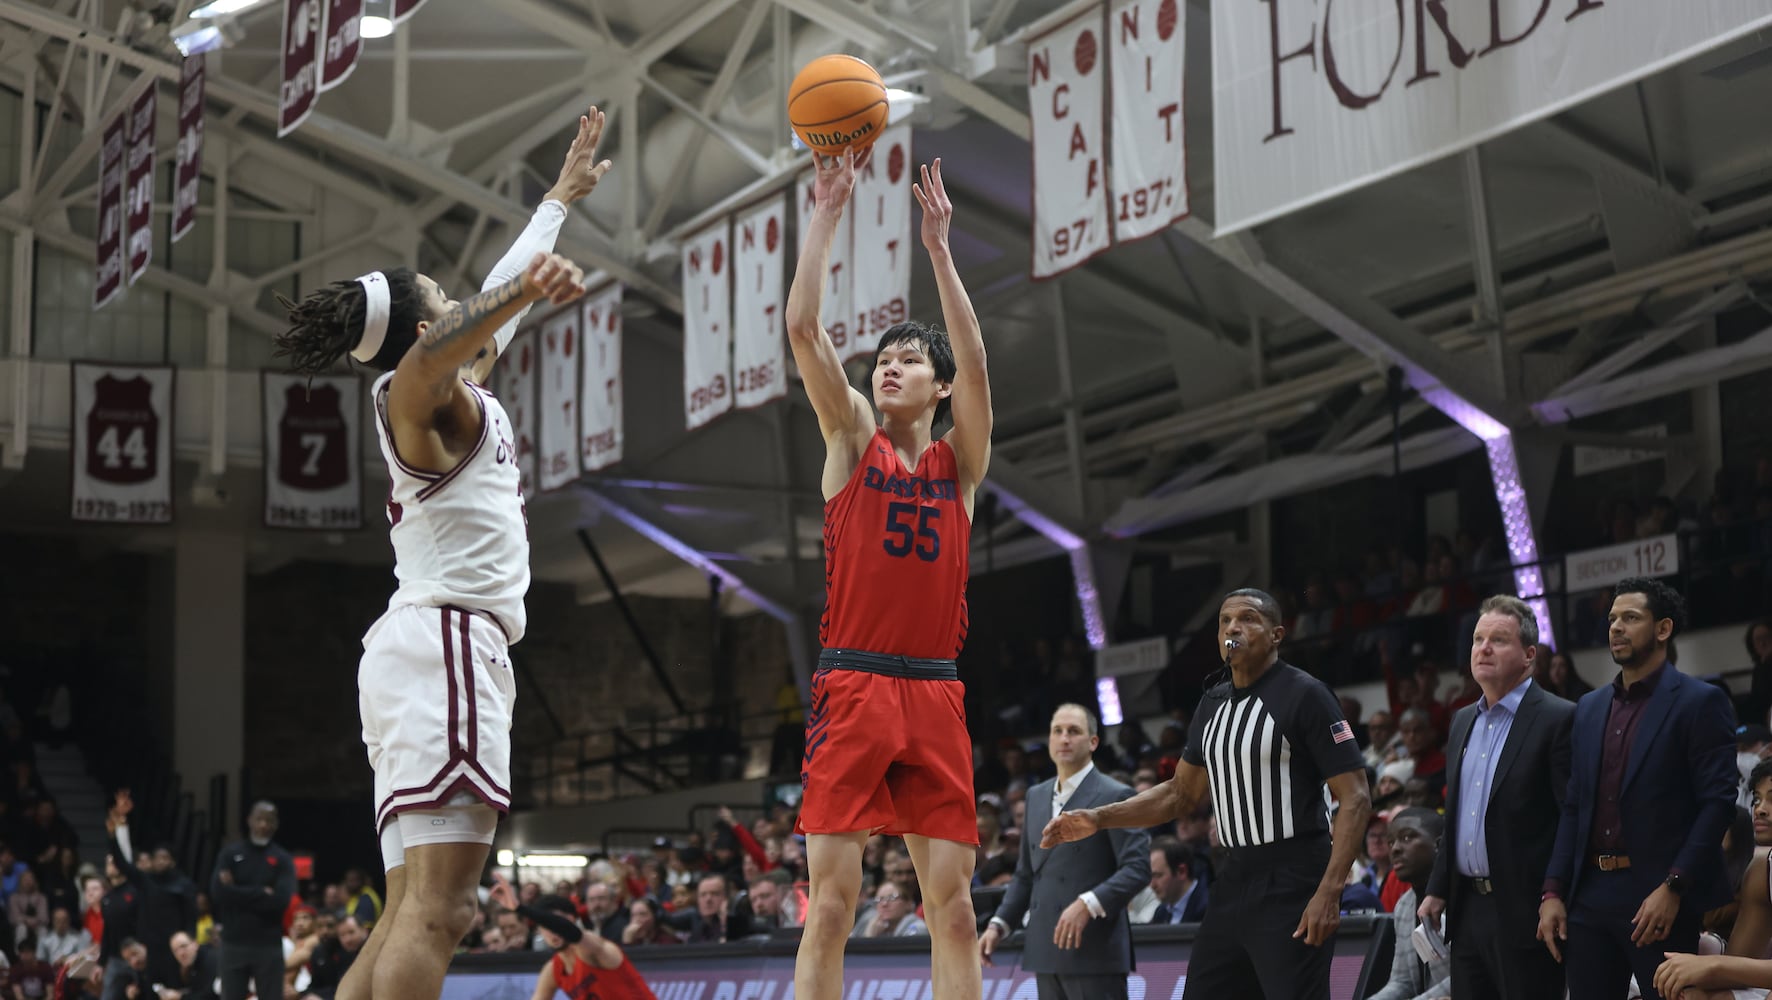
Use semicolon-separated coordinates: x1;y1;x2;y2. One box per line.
979;704;1151;1000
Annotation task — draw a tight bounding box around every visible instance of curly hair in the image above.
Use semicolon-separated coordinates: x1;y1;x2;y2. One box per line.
273;268;427;375
1613;577;1689;639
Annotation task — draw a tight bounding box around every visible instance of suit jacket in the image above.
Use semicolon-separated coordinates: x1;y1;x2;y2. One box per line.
992;768;1151;975
1545;666;1738;913
1129;880;1209;924
1426;680;1573;946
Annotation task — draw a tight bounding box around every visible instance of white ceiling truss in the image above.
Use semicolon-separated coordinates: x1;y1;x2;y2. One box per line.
3;0;1772;673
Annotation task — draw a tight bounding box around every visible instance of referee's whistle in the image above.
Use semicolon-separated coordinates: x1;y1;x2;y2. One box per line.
1224;638;1241;649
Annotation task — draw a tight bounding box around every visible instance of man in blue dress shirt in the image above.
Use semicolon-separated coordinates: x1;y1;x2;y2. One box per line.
1419;595;1574;1000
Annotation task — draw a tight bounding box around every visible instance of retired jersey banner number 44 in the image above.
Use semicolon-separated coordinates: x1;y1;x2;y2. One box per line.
71;363;175;524
263;371;362;530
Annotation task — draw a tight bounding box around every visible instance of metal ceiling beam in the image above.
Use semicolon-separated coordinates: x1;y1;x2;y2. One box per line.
1533;324;1772;424
0;0;682;311
1537;121;1704;220
769;0;940;54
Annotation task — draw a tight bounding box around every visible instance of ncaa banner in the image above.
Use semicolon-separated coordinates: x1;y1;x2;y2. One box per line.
320;0;363;92
848;124;912;362
125;85;156;287
172;54;204;244
392;0;428;23
1213;0;1772;235
262;372;362;530
794;170;855;361
1029;6;1111;278
93;110;126;309
682;220;733;430
497;330;539;499
732;196;788;409
536;309;582;492
579;285;623;472
279;0;322;136
1108;0;1189;242
71;363;175;524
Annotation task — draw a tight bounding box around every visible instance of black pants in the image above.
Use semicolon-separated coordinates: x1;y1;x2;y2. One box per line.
1565;871;1701;1000
1181;839;1333;1000
219;942;288;1000
1449;885;1565;1000
1035;973;1128;1000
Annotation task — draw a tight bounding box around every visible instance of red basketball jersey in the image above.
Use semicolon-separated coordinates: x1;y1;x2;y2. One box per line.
278;383;349;489
549;950;656;1000
85;375;158;485
821;429;971;659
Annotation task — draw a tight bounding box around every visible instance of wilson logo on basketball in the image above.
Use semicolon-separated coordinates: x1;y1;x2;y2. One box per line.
803;121;876;148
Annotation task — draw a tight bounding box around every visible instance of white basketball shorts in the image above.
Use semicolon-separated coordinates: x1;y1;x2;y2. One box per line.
359;604;515;837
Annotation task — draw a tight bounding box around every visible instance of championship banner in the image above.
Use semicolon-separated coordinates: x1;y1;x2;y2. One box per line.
682;220;732;430
262;372;361;530
320;0;363;92
1108;0;1188;242
71;363;174;524
497;330;539;499
1029;5;1110;278
1213;0;1772;235
125;85;156;287
172;54;204;244
848;124;912;362
579;285;623;472
392;0;428;23
793;170;854;360
536;309;582;492
278;0;322;136
732;196;788;410
93;111;126;310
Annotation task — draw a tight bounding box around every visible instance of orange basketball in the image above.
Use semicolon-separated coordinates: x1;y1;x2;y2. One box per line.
789;54;889;157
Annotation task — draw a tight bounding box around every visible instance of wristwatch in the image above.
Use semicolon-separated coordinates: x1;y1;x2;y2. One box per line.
1664;873;1685;896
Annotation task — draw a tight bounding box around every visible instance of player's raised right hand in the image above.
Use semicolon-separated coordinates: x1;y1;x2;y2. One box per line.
1040;809;1099;848
522;252;587;305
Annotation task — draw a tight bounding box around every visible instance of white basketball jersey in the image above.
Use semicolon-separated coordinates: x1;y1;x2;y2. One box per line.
371;372;530;643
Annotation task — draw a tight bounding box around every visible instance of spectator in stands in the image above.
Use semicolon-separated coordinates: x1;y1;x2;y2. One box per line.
496;909;531;951
975;803;1007;878
1364;712;1397;771
39;906;87;965
1368;808;1451;1000
1540;579;1737;1000
1745;619;1772;727
857;884;924;938
167;932;219;1000
210;802;295;1000
1541;649;1594;703
851;848;917;938
12;937;52;1000
283;907;319;997
975;856;1015;889
301;917;364;1000
734;870;793;934
39;848;81;920
21;802;78;869
339;871;380;927
0;842;28;906
111;941;149;1000
620;900;679;947
319;886;346;920
664;874;740;944
108;797;192;989
582;880;628;943
1737;726;1772;809
1137;837;1207;925
192;893;213;947
99;847;144;1000
82;875;105;944
478;926;505;952
1397;709;1446;792
10;869;46;945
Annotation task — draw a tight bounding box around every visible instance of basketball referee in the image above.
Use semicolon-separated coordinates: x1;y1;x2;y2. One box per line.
1043;589;1372;999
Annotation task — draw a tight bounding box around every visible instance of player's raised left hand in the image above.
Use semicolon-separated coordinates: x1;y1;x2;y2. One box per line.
547;106;614;205
1040;808;1098;848
1292;887;1341;947
911;158;951;255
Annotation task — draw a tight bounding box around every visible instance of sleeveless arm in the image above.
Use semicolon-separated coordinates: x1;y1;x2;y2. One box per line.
787;180;872;452
529;958;557;1000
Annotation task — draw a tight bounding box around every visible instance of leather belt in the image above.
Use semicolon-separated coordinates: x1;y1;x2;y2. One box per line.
1464;876;1495;895
1591;854;1632;872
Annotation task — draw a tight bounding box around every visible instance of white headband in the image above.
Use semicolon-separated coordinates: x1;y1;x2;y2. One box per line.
349;271;392;363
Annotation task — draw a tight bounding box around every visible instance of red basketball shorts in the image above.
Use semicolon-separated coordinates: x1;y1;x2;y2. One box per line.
794;664;978;844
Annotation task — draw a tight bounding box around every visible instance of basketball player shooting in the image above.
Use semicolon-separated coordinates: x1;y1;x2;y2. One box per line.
272;109;610;1000
786;149;990;1000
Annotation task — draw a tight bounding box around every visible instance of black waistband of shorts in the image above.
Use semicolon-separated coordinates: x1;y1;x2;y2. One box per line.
817;648;958;680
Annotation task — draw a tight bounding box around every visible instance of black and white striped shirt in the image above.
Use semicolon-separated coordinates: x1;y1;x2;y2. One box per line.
1182;661;1365;849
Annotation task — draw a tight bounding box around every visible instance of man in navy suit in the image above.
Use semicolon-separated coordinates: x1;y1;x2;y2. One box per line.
1143;838;1209;925
1537;578;1738;1000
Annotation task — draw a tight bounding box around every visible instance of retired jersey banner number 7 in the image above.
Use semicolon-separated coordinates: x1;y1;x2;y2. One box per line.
263;371;362;530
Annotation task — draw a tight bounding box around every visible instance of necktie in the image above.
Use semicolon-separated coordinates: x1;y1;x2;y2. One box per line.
1153;903;1173;924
